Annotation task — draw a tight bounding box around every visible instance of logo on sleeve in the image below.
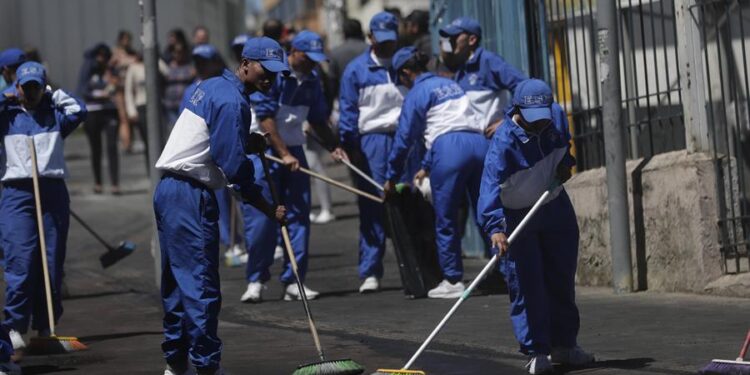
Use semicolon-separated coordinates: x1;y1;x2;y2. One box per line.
468;73;478;86
190;88;206;106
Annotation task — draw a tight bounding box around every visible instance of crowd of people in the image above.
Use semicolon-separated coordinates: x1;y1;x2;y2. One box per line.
0;8;595;375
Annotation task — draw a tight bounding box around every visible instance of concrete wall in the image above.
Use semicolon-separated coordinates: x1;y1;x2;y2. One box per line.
567;150;726;294
0;0;245;90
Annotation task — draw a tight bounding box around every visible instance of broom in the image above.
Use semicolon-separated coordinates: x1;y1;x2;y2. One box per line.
373;186;556;375
69;210;136;268
699;329;750;374
305;131;384;193
26;138;87;354
252;136;363;375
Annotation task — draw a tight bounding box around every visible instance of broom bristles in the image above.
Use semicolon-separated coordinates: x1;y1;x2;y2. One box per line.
700;359;750;375
28;336;88;354
371;369;426;375
292;358;364;375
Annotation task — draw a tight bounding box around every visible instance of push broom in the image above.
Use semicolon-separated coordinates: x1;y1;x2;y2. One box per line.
699;329;750;374
252;134;364;375
69;210;136;268
26;138;87;354
373;185;557;375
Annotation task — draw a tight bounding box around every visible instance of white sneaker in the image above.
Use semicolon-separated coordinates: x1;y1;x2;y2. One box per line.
284;283;320;301
224;245;247;267
163;364;196;375
273;245;284;260
427;280;466;299
0;361;21;375
310;210;335;224
240;282;266;303
549;346;594;365
358;276;380;293
8;330;24;350
525;354;554;374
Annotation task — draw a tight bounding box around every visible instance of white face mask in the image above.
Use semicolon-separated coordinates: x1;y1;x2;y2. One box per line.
440;37;453;53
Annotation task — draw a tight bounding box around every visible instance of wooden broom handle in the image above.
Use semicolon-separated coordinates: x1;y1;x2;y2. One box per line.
265;154;383;204
27;138;57;336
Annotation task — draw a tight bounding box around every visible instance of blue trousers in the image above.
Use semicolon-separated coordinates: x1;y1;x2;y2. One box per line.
215;187;241;248
154;174;222;370
0;179;68;334
498;191;580;355
429;132;488;283
243;146;310;284
351;133;423;279
0;325;12;362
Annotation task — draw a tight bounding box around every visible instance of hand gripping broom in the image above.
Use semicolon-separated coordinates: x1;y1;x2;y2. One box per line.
250;134;364;375
373;185;557;375
26;138;87;354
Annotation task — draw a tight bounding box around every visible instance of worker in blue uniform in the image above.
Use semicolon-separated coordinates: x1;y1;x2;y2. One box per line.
383;47;488;298
439;17;526;139
0;62;86;354
477;79;594;374
338;11;422;294
241;30;346;303
153;37;288;375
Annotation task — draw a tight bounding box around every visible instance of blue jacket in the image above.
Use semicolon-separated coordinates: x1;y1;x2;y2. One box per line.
155;69;259;197
338;49;406;146
477;103;575;235
0;88;87;181
250;69;329;147
386;73;481;180
455;47;526;131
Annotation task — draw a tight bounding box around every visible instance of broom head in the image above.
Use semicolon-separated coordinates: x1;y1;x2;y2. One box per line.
99;241;137;268
292;358;365;375
371;370;426;375
27;335;88;354
700;359;750;375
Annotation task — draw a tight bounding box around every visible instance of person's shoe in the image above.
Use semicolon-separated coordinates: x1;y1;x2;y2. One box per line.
0;360;21;375
240;282;266;303
549;346;595;366
358;276;380;293
427;280;466;299
284;283;319;301
525;354;554;374
163;363;195;375
8;330;25;350
311;210;335;224
224;245;247;267
273;245;284;261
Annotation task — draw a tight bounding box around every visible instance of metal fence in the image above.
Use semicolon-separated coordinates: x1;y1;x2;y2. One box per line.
540;0;685;171
693;0;750;273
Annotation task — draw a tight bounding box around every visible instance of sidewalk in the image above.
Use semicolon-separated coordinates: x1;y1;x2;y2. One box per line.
6;133;748;375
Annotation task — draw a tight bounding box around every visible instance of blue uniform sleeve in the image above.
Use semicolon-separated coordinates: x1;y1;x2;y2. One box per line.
420;147;433;172
489;55;526;93
209;100;260;197
52;89;87;138
306;79;330;126
338;66;360;146
477;128;512;236
250;76;281;120
386;91;428;181
553;103;576;168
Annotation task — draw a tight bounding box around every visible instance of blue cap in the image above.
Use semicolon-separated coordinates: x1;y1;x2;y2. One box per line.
192;44;219;59
292;30;327;62
0;48;26;69
242;36;290;74
16;61;46;86
439;17;482;38
513;79;554;123
392;46;417;72
369;12;398;43
231;34;249;48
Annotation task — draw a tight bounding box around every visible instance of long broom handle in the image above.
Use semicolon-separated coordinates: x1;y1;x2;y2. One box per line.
305;130;384;192
27;138;57;337
257;152;327;362
737;329;750;361
403;189;553;370
265;154;383;204
70;210;114;250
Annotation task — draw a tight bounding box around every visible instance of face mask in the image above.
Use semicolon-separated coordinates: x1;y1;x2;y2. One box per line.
0;77;7;92
440;37;453;53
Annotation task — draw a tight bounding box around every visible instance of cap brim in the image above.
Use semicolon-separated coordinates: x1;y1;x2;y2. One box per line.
193;53;216;60
520;107;553;123
259;59;290;74
18;76;44;86
439;25;462;37
305;51;328;63
372;30;397;43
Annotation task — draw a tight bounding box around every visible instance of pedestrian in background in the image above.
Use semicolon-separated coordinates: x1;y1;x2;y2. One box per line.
162;42;195;128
